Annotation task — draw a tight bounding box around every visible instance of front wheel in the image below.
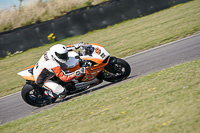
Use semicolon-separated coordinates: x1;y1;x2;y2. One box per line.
102;58;131;82
21;84;57;107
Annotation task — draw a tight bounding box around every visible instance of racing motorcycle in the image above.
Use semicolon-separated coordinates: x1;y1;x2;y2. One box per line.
18;43;131;107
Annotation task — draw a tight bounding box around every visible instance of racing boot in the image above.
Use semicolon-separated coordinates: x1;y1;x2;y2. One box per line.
44;90;58;98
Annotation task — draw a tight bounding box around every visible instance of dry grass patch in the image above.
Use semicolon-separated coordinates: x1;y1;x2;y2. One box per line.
0;0;108;32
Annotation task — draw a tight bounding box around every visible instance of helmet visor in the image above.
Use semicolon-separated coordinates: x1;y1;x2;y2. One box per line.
55;52;69;61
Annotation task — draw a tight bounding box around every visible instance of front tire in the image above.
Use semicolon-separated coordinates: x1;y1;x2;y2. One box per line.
102;58;131;82
21;84;57;107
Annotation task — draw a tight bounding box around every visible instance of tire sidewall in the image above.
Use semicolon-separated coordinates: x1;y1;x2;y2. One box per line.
102;58;131;82
21;84;57;107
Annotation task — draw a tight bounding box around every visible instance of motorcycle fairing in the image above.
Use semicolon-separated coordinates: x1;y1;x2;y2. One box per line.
17;65;35;81
79;43;111;81
62;51;80;72
18;43;111;82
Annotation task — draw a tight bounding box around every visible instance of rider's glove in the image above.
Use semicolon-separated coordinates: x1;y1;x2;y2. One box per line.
74;42;84;49
80;67;86;74
75;67;86;77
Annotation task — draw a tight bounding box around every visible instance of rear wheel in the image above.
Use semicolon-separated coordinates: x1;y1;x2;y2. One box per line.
102;58;131;82
21;84;57;107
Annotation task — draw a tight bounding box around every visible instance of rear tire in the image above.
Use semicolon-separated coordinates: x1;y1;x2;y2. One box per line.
21;84;57;107
102;58;131;82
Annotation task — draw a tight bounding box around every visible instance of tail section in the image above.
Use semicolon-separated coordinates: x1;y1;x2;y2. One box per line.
17;65;35;81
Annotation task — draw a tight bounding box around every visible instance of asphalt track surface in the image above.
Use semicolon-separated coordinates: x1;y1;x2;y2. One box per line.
0;34;200;125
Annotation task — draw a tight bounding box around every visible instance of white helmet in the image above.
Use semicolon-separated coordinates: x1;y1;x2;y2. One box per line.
49;44;68;63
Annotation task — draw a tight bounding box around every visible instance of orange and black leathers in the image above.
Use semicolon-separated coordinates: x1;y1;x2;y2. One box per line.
35;68;55;87
33;51;76;87
52;66;76;82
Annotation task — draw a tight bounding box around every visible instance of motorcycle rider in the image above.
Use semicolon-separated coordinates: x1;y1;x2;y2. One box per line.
33;42;85;98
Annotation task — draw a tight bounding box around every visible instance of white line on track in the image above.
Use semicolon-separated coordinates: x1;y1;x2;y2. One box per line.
0;91;21;100
124;33;200;59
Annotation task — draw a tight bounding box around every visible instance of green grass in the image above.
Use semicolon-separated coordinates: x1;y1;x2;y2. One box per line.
1;59;199;133
0;0;200;97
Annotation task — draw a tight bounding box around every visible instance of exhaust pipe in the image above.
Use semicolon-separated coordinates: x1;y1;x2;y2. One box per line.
75;78;99;90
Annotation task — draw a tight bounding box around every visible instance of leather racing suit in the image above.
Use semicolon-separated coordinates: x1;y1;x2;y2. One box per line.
33;44;81;98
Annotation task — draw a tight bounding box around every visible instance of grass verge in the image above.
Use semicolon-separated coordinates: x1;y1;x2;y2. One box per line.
0;0;200;97
0;59;200;132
